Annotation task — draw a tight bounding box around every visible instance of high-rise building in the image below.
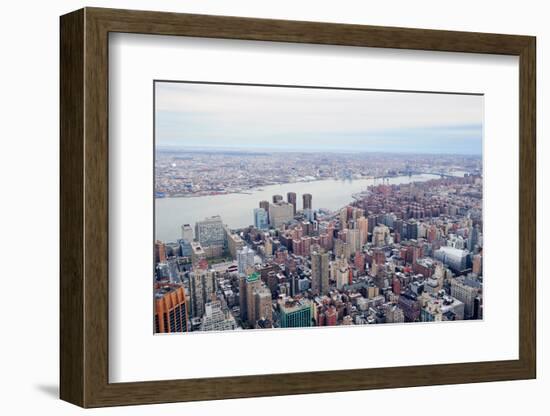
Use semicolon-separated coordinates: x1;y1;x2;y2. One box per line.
434;246;470;272
292;238;304;256
155;262;171;281
357;216;369;246
178;238;193;257
372;224;390;247
263;237;273;257
450;278;480;319
319;233;330;251
278;297;313;328
259;201;270;224
154;240;167;263
237;246;255;275
190;269;217;319
254;207;269;230
334;239;351;260
347;228;361;252
239;274;248;321
339;207;348;229
392;276;402;295
225;227;245;259
406;220;418;240
254;287;273;323
472;253;483;275
195;215;225;247
190;241;206;266
372;247;386;266
200;300;238;331
154;283;188;333
181;224;193;242
311;250;330;295
268;202;294;229
244;272;263;326
468;224;481;252
287;192;297;215
335;262;350;290
354;251;365;275
302;193;312;210
427;225;438;243
272;194;283;203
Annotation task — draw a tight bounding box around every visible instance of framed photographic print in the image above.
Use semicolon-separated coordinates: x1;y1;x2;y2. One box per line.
60;7;536;408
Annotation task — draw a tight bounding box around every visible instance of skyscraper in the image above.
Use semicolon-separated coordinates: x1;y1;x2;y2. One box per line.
178;238;193;257
468;224;481;252
244;272;263;326
472;253;483;275
302;193;312;210
278;297;313;328
190;269;217;319
154;283;188;333
354;251;365;275
272;194;283;203
254;207;269;230
254;287;273;323
287;192;297;215
181;224;193;242
154;240;167;263
237;246;255;275
339;207;348;229
451;278;480;319
357;216;369;245
406;220;418;240
347;228;361;252
335;262;350;290
311;250;330;295
372;224;390;247
268;201;294;228
225;226;244;259
259;200;270;223
195;215;225;247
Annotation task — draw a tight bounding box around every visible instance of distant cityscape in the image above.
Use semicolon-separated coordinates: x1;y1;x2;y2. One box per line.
154;151;483;334
155;150;480;199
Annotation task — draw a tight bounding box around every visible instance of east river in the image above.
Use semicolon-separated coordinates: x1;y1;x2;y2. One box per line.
155;174;445;242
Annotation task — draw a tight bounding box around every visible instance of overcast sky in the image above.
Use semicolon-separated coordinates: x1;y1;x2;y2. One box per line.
155;81;483;155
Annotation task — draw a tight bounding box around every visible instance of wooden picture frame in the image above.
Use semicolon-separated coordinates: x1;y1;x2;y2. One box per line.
60;7;536;408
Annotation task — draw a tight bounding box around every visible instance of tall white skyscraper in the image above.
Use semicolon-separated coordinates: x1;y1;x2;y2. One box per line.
237;246;255;275
181;223;193;241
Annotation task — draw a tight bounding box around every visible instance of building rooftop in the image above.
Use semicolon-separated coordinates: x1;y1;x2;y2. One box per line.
247;272;260;283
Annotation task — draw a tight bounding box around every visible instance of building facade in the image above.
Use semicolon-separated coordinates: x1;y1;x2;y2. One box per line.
311;250;330;295
154;283;188;333
195;215;225;247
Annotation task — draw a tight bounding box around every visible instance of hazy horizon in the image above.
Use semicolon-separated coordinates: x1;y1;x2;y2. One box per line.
155;144;483;157
155;82;483;155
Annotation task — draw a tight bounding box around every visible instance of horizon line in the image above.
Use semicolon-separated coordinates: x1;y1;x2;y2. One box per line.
155;145;482;157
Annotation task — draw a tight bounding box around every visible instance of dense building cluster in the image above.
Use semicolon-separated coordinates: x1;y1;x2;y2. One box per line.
154;159;483;334
155;149;480;197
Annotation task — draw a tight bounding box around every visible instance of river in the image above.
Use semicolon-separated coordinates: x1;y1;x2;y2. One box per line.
155;174;444;242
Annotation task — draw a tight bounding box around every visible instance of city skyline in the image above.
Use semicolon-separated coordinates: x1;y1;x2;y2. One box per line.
155;82;483;155
155;171;484;334
154;82;483;335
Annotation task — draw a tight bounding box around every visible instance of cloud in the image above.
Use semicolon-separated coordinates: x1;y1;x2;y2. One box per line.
155;81;483;154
